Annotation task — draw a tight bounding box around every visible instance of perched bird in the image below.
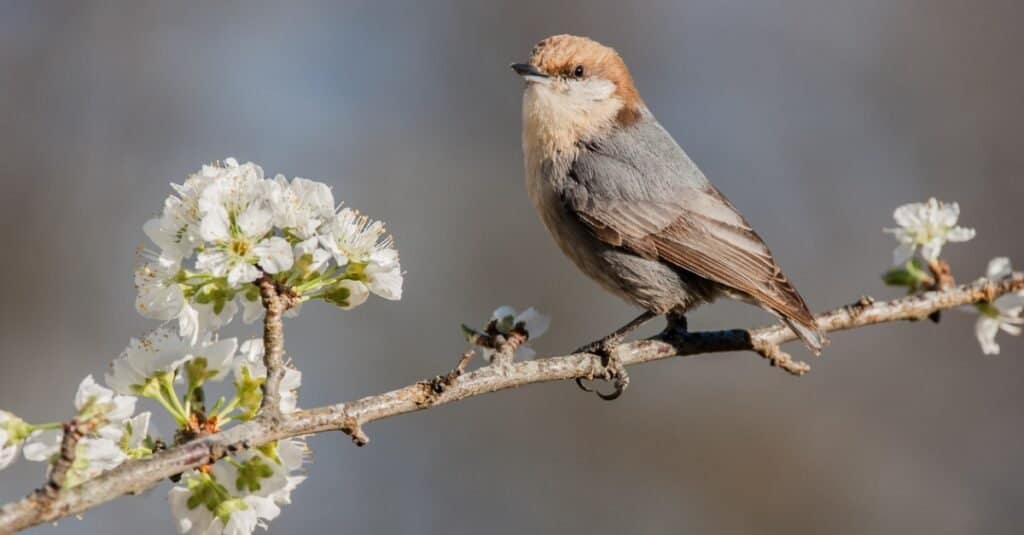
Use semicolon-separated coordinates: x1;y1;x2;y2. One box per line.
511;35;826;395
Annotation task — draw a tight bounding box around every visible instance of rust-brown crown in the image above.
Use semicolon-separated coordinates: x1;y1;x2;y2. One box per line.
528;34;642;123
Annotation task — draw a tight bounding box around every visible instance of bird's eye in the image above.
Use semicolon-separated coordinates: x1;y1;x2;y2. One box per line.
573;65;585;78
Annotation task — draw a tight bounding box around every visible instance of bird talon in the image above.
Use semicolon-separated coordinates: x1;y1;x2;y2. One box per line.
574;377;596;393
574;347;630;401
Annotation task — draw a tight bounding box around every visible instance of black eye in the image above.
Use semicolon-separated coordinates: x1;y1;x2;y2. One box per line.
573;65;584;78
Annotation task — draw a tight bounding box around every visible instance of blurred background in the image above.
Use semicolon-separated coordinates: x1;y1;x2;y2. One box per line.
1;1;1022;533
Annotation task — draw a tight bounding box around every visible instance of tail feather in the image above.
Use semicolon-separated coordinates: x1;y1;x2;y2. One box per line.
781;315;827;356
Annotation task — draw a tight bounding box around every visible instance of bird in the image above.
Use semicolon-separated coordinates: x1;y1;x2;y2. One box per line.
511;35;826;397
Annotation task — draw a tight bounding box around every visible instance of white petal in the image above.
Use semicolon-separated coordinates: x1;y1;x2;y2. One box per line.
892;243;916;266
1000;323;1022;336
491;306;517;322
0;440;17;470
126;411;151;449
987;257;1013;280
366;263;403;300
199;338;239;381
106;395;138;423
516;307;551;339
920;238;944;262
975;317;1001;355
892;203;923;229
241;296;263;324
253;237;294;274
196;250;232;278
946;226;975;243
226;262;261;288
938;201;960;227
198;205;232;243
237;204;273;239
337;280;369;309
23;429;61;462
75;375;113;412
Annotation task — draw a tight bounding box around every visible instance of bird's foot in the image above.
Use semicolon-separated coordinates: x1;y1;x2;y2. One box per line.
573;334;630;401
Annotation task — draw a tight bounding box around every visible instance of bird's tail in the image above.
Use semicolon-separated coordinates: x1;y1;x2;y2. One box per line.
781;315;828;356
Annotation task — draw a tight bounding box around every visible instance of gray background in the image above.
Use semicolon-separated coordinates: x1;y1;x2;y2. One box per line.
1;1;1023;534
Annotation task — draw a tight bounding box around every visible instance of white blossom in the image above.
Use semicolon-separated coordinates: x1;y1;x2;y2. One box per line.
233;340;302;413
0;428;16;471
168;473;218;534
483;306;551;361
179;300;238;346
168;441;306;535
144;162;225;260
266;175;335;239
122;411;152;457
320;208;403;300
135;250;185;321
885;198;975;265
75;375;137;425
968;257;1024;355
107;327;236;395
0;411;26;471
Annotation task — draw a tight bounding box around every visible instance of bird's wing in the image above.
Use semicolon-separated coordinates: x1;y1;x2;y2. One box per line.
564;119;820;335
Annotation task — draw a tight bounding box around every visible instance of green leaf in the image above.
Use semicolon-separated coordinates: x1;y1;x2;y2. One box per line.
882;268;914;287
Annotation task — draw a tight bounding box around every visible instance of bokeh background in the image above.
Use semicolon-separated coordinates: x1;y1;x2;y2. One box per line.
1;1;1023;533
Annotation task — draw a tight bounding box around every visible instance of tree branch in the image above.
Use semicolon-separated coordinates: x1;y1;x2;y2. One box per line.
1;275;1021;534
257;274;296;420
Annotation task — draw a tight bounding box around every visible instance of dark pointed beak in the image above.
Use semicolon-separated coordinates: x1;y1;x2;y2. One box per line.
510;63;547;79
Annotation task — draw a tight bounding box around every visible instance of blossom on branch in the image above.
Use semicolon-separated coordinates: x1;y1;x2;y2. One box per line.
139;158;403;344
479;306;551;362
167;436;308;535
885;198;975;265
967;257;1024;355
21;376;150;487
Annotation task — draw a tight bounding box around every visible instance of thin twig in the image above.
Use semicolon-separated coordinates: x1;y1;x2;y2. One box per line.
257;274;290;421
1;274;1021;534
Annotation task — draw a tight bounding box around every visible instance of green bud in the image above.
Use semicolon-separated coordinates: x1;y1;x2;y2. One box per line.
256;441;281;465
214;498;249;523
882;268;914;287
344;262;368;281
234;367;265;421
323;283;352;308
186;472;234;517
494;314;516;335
976;302;1001;319
234;456;274;493
1;415;32;444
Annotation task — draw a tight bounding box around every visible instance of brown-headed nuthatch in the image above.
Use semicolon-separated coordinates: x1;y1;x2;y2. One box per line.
511;35;826;396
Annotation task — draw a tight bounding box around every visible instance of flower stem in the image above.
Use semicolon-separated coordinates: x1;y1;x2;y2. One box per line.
215;396;240;421
158;375;190;425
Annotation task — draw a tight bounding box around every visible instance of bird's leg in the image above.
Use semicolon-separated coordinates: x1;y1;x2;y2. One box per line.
661;311;688;340
574;311;657;400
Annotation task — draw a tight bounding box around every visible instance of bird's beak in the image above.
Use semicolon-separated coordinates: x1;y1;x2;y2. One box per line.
510;63;549;85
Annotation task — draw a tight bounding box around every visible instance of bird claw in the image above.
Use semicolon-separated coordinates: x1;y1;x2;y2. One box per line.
573;335;629;401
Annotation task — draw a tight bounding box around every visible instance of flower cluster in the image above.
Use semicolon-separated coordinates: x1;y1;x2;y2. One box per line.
17;376;152;487
168;436;308;534
883;199;1020;355
0;159;405;535
137;158;402;343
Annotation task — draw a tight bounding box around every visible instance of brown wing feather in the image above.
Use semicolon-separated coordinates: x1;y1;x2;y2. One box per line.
574;192;817;327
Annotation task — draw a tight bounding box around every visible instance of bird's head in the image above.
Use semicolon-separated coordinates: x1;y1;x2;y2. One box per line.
512;35;643;138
